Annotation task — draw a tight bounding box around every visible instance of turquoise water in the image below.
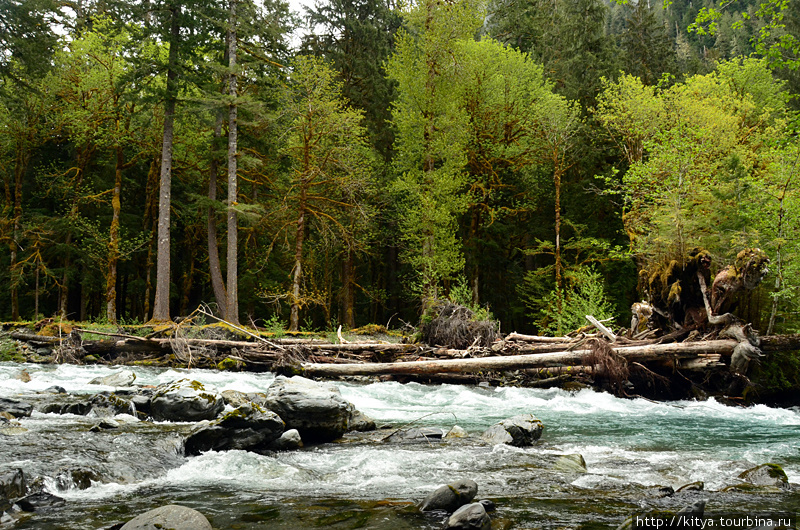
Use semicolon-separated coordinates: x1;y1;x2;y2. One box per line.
1;363;798;529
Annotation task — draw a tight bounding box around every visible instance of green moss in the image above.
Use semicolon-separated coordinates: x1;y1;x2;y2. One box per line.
217;357;243;371
0;338;26;363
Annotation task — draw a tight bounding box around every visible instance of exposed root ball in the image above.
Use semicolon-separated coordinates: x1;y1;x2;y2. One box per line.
583;338;629;396
419;302;499;349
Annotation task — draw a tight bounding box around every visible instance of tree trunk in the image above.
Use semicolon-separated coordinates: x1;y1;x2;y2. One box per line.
289;203;305;331
152;3;181;322
302;340;739;376
226;0;240;325
105;145;124;324
10;148;24;321
142;157;160;322
343;247;356;328
207;111;228;319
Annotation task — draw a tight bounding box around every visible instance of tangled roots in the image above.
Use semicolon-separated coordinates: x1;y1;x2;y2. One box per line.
419;302;499;350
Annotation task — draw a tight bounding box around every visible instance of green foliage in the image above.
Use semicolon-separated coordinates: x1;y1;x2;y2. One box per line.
531;267;615;336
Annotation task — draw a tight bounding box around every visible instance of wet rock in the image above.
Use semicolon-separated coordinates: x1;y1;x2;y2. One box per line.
676;481;704;493
478;499;496;512
55;468;100;490
120;504;212;530
676;499;706;517
17;492;66;512
349;410;376;432
387;427;445;443
265;376;355;443
44;386;67;394
130;394;152;416
445;502;491;530
90;418;120;431
268;428;303;450
150;379;225;422
89;394;136;417
0;411;13;421
221;389;251;408
0;398;33;418
445;425;469;439
738;464;789;490
481;414;542;447
184;403;285;455
14;370;30;383
644;486;675;498
89;370;136;387
552;454;587;473
420;479;479;512
0;469;26;502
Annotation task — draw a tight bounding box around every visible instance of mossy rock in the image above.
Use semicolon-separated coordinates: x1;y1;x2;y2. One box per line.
350;324;387;335
38;322;74;337
738;463;789;489
83;354;99;363
216;357;244;371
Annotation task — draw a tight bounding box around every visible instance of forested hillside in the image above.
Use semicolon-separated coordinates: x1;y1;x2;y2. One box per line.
1;0;798;334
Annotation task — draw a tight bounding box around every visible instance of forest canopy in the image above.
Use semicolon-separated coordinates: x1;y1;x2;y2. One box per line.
1;0;798;334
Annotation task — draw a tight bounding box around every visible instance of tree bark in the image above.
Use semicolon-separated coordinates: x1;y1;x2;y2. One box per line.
105;144;124;323
302;340;739;376
207;110;228;319
226;0;240;325
343;247;356;328
152;3;181;322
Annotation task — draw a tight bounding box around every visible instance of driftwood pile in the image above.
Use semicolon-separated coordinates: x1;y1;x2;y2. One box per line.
9;316;800;396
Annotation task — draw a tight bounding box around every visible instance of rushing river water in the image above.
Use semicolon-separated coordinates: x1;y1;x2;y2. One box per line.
1;362;799;529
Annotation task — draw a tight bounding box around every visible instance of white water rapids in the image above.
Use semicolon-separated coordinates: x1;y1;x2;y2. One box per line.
1;362;799;529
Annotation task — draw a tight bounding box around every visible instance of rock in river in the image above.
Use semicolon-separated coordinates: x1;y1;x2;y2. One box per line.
738;463;790;490
89;370;136;387
0;398;33;418
445;502;492;530
481;414;543;447
265;376;355;443
420;478;479;512
120;504;212;530
150;379;225;422
184;402;285;455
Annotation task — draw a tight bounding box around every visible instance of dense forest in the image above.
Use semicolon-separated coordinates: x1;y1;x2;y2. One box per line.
1;0;799;335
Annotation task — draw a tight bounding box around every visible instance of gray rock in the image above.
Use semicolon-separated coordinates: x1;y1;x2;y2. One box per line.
17;492;65;512
0;398;33;418
265;376;355;443
120;504;212;530
221;389;251;408
676;481;704;493
738;464;789;489
90;418;120;431
445;502;491;530
150;379;225;422
420;479;479;512
0;469;26;501
268;428;303;450
676;499;706;517
89;370;136;387
55;468;100;490
481;414;543;447
387;427;445;443
349;410;376;432
89;394;135;417
552;454;586;473
184;403;285;455
445;426;469;439
45;386;67;394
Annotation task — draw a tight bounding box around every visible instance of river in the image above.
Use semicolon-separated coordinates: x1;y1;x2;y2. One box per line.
1;362;799;529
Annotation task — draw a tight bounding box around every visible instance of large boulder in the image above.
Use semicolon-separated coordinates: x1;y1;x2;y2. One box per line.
120;504;212;530
184;403;285;455
89;370;136;387
150;380;225;422
738;464;790;490
420;479;479;512
0;398;33;418
265;376;355;443
0;469;26;504
481;414;543;447
445;503;492;530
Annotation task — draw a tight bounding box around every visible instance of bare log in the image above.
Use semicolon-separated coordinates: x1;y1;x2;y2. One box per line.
505;332;572;343
301;340;738;376
585;315;617;343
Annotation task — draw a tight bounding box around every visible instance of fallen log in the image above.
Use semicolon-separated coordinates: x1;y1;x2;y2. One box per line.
505;332;572;343
301;339;739;377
